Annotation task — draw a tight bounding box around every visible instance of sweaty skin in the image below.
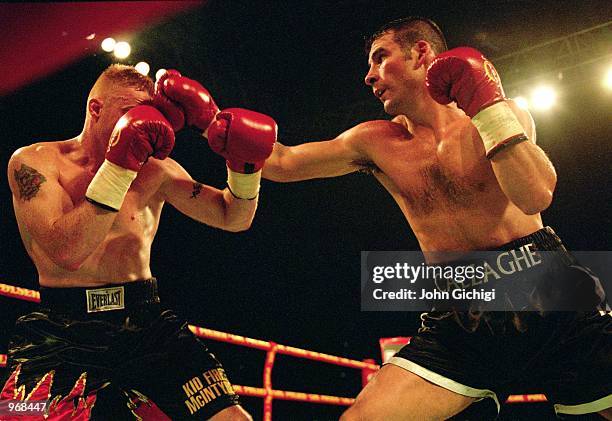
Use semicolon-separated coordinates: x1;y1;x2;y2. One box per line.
8;87;257;288
354;111;543;253
264;106;545;254
263;33;555;256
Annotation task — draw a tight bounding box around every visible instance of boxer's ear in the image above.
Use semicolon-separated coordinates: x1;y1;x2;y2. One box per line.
88;98;103;121
413;40;433;70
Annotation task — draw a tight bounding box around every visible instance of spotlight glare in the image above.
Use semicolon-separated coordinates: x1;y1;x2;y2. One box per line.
604;67;612;90
135;62;150;76
113;41;131;59
530;86;556;111
101;37;116;52
514;96;529;110
155;68;167;81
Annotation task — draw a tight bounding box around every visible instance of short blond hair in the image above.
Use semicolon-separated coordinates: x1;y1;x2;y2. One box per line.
89;64;154;100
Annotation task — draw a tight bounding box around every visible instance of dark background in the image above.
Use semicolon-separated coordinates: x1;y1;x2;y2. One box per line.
1;1;610;419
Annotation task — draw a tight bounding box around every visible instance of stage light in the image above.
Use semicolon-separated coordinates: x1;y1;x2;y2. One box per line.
135;62;150;76
514;96;529;110
101;37;116;52
155;68;167;81
113;41;131;59
604;67;612;90
530;86;556;111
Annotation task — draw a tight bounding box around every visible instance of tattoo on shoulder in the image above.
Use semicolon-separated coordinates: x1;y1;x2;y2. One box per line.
190;182;203;199
14;164;47;201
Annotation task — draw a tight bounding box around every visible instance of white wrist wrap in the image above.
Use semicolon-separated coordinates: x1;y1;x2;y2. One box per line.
86;160;138;211
227;168;261;200
472;101;528;158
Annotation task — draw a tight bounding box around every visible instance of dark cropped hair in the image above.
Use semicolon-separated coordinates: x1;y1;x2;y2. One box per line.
365;16;448;56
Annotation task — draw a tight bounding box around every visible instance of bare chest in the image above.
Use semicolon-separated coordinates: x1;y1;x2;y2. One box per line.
370;128;499;216
58;160;164;236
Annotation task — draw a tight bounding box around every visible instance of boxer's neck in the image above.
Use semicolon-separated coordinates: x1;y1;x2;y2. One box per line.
401;100;466;141
74;131;106;168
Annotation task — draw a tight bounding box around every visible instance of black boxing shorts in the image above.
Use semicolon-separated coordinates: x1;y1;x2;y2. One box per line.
388;228;612;418
0;279;240;420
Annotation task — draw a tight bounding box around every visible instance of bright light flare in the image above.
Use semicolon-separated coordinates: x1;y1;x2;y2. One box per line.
101;37;116;52
604;67;612;90
135;62;150;76
155;69;167;81
530;86;557;111
514;96;529;110
113;41;131;59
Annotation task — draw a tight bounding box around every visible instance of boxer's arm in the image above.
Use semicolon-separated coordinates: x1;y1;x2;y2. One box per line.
426;48;556;214
161;159;255;232
8;147;118;271
262;122;376;182
487;100;557;215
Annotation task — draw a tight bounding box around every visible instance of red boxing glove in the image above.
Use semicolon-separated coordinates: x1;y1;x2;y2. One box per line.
105;105;174;170
86;105;175;210
207;108;277;173
207;108;277;199
152;69;185;132
426;47;504;117
159;74;220;131
426;47;527;158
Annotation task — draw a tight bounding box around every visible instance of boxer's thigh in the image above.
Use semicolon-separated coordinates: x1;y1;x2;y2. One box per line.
122;310;241;419
341;364;476;421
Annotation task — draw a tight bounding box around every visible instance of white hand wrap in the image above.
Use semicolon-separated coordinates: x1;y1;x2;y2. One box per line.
227;167;261;200
471;101;528;158
85;160;138;211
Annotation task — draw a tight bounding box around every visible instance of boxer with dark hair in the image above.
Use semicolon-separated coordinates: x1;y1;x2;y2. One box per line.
2;64;276;420
262;17;611;419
